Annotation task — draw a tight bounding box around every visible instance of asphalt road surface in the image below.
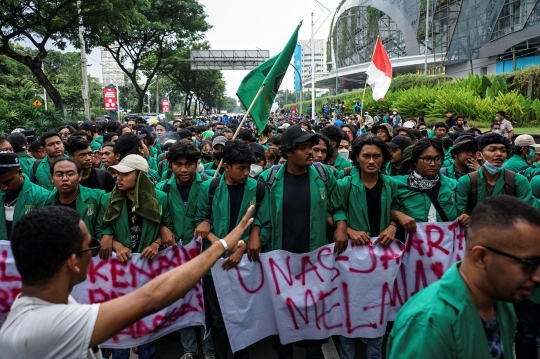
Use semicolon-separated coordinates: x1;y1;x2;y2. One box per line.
103;332;388;359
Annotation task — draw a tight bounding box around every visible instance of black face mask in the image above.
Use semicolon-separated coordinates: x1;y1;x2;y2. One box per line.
202;152;213;161
213;151;223;161
421;130;428;137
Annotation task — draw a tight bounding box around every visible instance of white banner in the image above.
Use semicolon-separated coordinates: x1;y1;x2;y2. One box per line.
0;239;205;349
211;221;465;352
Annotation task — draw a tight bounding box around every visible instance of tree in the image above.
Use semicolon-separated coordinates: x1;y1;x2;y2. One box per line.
0;0;135;112
220;96;240;113
90;0;210;112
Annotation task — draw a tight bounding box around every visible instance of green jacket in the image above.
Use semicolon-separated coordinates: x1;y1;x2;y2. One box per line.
332;153;351;171
156;173;206;245
388;263;516;359
195;176;263;251
99;190;172;252
0;175;49;239
32;155;55;190
336;173;398;236
17;153;35;178
257;162;345;252
456;168;536;213
149;145;159;160
91;137;102;152
394;174;459;222
504;154;540;178
45;185;105;238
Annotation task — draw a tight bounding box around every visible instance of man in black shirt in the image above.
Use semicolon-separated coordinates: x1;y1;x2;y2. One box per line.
65;136;115;192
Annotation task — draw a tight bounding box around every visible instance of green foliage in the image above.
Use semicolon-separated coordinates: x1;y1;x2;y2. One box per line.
0;105;65;136
501;65;540;100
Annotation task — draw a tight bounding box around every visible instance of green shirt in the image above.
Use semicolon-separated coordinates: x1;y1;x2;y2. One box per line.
45;185;105;238
156;173;207;245
388;263;516;359
332;153;351;172
394;174;459;222
336;172;398;236
32;155;54;190
0;175;49;239
456;168;536;213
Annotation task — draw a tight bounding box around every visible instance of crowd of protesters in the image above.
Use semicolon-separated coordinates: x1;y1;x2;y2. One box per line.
1;106;540;359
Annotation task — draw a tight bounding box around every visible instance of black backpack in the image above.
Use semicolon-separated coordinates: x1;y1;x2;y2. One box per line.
467;169;516;213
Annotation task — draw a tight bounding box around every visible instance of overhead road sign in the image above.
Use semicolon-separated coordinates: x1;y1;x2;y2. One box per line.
190;50;270;70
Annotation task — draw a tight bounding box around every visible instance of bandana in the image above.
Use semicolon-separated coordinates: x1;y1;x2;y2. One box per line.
407;170;439;191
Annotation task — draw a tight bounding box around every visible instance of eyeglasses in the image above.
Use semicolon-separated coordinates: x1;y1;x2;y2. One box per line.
59;132;70;137
64;237;101;260
482;245;540;274
418;156;443;165
53;171;78;179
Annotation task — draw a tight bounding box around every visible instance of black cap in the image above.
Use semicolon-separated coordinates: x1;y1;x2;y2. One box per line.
0;152;20;168
114;133;143;156
248;143;266;157
21;130;36;143
386;135;412;150
281;125;319;147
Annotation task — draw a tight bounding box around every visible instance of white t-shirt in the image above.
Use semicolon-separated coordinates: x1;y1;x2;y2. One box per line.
0;295;101;359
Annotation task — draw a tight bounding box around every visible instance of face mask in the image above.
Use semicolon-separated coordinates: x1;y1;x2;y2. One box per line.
481;154;504;175
202;152;213;161
197;163;204;173
526;149;536;161
250;164;264;178
492;130;500;134
265;162;273;169
213;151;223;161
347;133;353;141
338;149;350;160
421;130;428;137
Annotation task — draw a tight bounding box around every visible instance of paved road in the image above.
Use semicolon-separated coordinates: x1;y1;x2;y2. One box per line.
104;332;389;359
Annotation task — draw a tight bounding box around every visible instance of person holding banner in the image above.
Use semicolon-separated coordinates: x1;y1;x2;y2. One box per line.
156;140;216;359
97;154;173;359
195;139;264;359
0;203;255;359
392;138;468;232
248;124;347;358
335;134;400;359
388;195;540;359
45;157;105;238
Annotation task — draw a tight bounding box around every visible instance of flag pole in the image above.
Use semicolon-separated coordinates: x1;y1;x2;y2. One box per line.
213;85;266;177
360;36;381;125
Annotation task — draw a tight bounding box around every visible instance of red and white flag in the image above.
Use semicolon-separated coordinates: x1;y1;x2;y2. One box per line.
365;37;392;101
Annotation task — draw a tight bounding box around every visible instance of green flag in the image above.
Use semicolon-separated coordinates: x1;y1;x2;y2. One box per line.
236;23;301;131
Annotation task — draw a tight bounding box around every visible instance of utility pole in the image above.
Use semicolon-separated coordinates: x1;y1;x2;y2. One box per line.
155;74;159;114
424;0;430;75
77;1;91;120
311;12;315;119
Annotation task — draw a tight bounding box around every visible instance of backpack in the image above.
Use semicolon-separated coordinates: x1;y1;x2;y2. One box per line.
467;169;516;213
266;162;328;189
31;159;42;183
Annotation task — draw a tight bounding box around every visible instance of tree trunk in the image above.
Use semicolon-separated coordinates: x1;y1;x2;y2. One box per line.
135;89;145;113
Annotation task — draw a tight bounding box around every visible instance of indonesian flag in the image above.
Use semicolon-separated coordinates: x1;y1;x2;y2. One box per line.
365;37;392;101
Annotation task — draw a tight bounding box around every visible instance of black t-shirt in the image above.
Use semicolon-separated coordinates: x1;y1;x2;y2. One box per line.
365;178;383;237
176;183;191;206
80;168;116;193
126;197;143;252
481;315;504;359
282;171;311;253
56;199;77;210
227;183;245;233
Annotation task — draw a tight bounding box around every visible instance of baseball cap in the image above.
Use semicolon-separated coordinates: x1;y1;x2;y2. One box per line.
403;121;415;128
386;135;412;150
109;154;149;174
212;136;227;148
515;134;540;148
0;152;20;168
278;123;291;130
281;125;319;147
248;143;266;157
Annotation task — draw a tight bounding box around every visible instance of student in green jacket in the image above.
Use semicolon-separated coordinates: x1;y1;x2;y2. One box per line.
320;125;351;171
46;157;104;238
98;154;172;359
392;138;469;233
456;133;537;214
385;135;412;176
440;134;480;180
0;152;49;239
336;134;400;359
388;196;540;359
247;125;347;359
504;134;540;176
7;133;35;178
202;135;227;176
156;140;215;359
195;139;261;359
32;132;66;191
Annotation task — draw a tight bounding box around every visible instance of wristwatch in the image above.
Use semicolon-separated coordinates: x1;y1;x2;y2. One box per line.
219;239;229;258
